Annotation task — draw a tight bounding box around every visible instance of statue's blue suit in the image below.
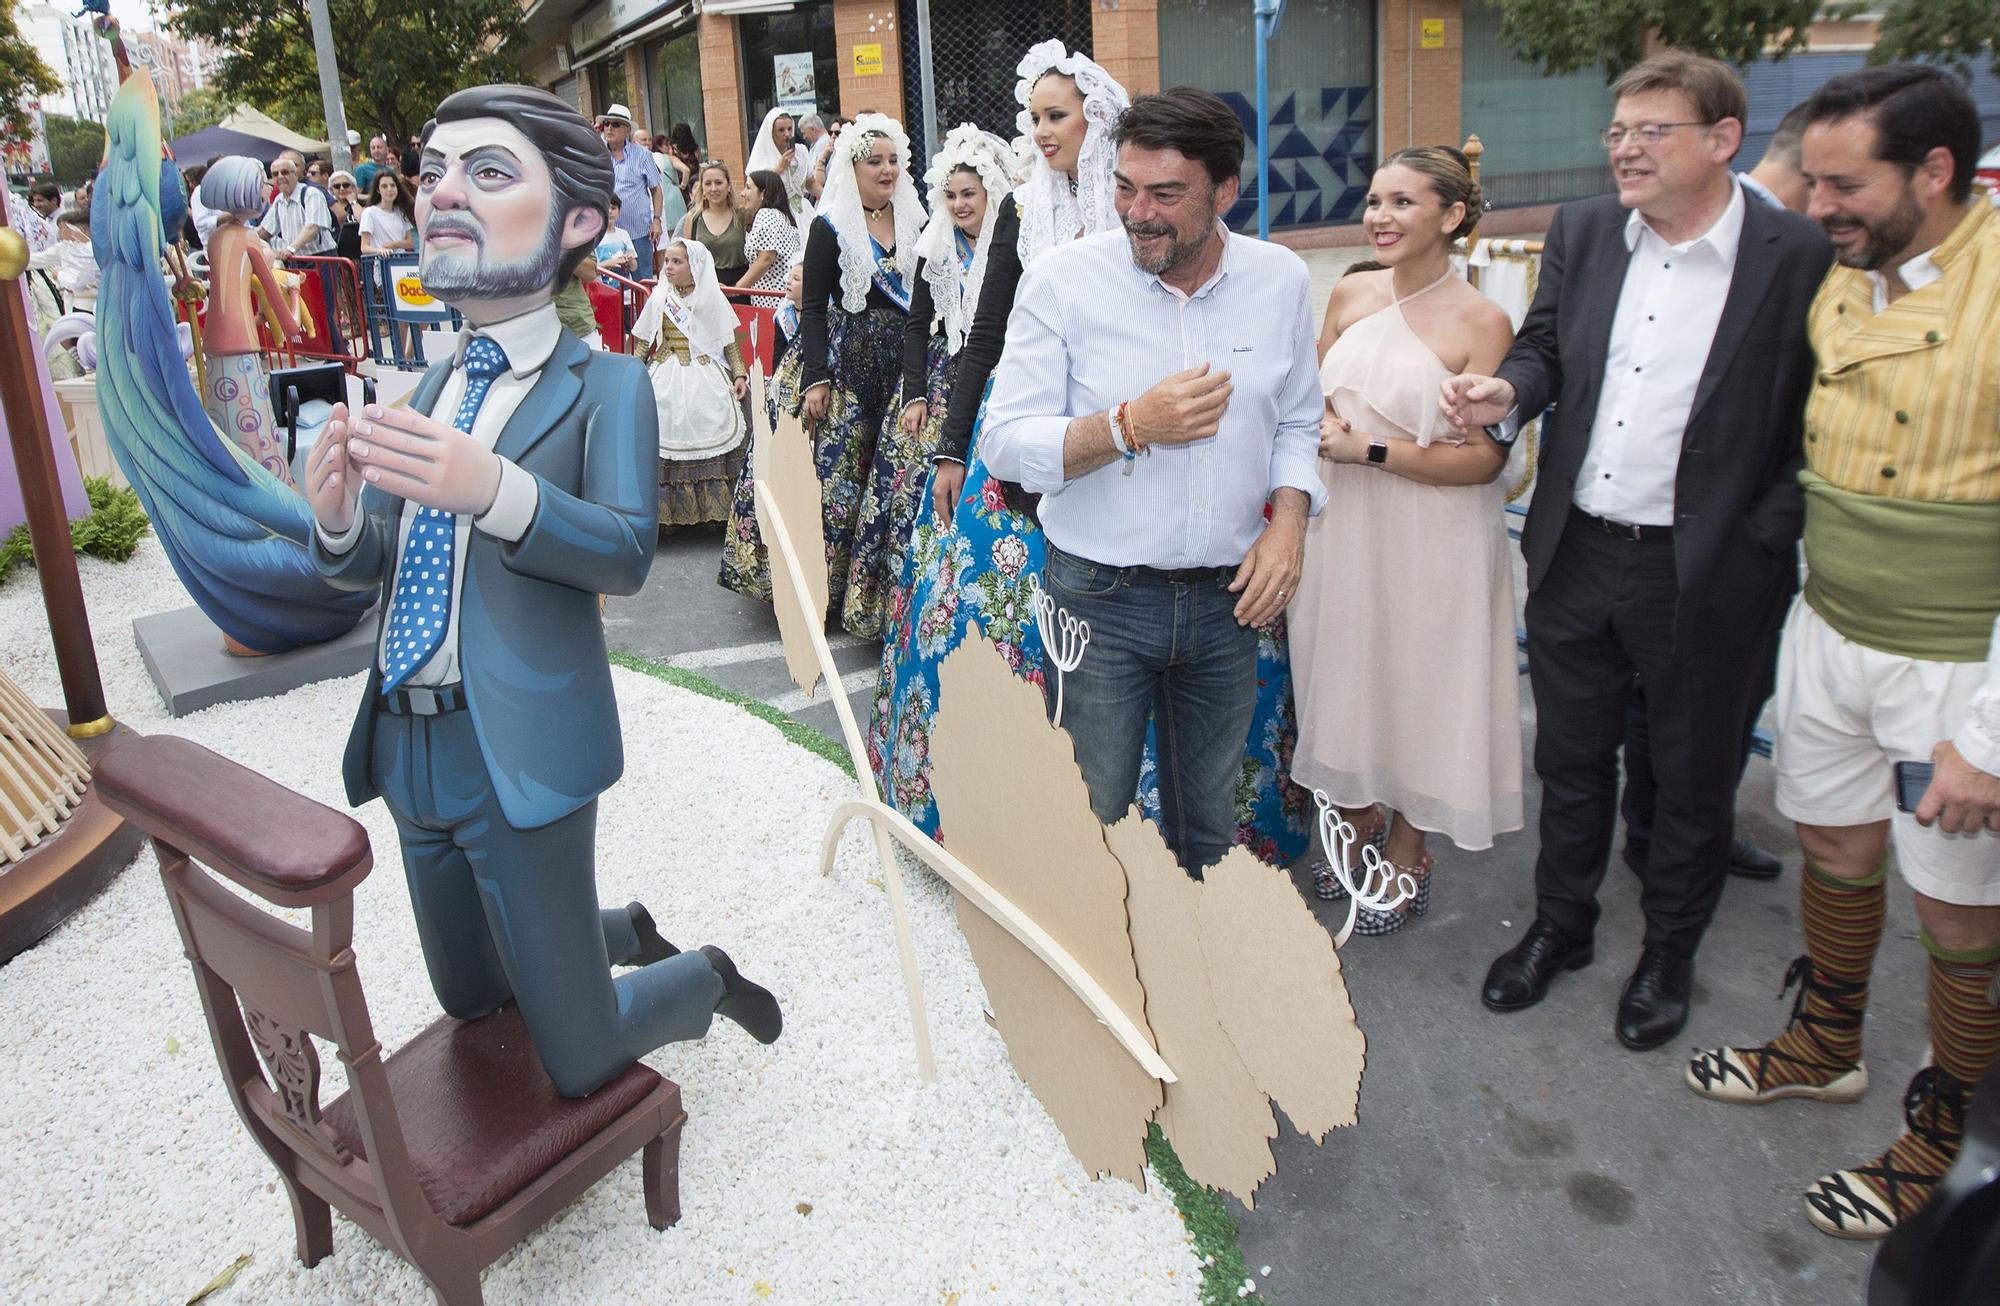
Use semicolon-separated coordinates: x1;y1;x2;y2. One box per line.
315;329;721;1097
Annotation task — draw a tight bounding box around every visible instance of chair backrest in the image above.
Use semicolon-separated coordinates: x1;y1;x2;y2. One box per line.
92;735;432;1232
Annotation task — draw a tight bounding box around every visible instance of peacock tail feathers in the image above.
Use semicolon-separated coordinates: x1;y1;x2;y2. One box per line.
92;70;371;654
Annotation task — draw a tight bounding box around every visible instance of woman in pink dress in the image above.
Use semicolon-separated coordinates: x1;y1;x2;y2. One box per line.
1288;146;1523;935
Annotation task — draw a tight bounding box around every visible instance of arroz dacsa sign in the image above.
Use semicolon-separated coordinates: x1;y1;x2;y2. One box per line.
383;255;454;323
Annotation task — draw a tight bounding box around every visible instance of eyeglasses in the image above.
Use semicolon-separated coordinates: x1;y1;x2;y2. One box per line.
331;181;354;190
1600;121;1714;148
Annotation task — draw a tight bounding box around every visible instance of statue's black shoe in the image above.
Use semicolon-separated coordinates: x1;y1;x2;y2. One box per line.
1481;922;1594;1012
1616;946;1695;1050
626;902;680;966
701;944;783;1044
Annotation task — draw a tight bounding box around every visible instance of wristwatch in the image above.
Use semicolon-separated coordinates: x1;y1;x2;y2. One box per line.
1366;440;1389;465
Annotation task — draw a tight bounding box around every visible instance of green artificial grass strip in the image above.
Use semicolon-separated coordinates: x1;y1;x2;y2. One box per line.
610;647;1255;1299
608;650;856;777
1147;1122;1255;1303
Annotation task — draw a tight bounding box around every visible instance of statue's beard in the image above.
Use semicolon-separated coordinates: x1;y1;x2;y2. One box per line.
419;210;565;300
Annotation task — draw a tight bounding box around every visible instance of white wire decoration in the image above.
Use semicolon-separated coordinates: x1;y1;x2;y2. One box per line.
1313;788;1417;948
1028;575;1090;729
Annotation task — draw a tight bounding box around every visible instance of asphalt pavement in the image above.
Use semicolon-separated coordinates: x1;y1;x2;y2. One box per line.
603;243;1914;1303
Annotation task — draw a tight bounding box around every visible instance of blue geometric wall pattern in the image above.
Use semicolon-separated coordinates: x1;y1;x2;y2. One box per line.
1218;85;1377;232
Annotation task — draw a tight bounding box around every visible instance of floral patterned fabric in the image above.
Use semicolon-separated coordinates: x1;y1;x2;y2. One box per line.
810;300;915;637
715;339;804;601
717;298;929;633
869;401;1313;865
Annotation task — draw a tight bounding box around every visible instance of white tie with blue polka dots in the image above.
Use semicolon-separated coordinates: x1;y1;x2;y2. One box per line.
379;335;509;695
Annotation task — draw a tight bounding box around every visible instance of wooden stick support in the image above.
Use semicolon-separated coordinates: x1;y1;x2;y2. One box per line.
751;469;938;1085
819;797;1177;1085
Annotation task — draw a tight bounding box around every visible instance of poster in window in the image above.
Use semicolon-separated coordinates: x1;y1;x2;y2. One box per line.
774;52;817;115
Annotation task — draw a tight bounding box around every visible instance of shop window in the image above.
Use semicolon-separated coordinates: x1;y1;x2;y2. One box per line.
1460;0;1613;209
646;28;707;147
740;1;840;150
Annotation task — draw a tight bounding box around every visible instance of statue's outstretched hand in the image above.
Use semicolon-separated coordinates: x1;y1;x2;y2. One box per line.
345;404;504;516
305;402;362;534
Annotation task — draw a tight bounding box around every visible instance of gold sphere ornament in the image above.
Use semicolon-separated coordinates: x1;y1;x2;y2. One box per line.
0;227;28;282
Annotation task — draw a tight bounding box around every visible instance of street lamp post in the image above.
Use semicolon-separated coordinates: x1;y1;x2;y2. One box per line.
306;0;353;173
1253;0;1285;240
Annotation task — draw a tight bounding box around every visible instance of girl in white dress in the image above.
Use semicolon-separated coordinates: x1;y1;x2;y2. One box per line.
632;237;750;527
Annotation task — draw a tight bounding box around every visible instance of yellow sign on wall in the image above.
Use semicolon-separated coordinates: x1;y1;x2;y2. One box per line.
852;42;883;77
1421;18;1445;48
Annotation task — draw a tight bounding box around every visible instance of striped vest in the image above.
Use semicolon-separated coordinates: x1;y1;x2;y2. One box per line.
1805;201;2000;502
1801;202;2000;660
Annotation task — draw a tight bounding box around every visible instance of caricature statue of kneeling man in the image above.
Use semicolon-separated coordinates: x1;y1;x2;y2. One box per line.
304;84;781;1097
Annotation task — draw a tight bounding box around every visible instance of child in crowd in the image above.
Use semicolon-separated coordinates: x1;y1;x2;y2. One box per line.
555;253;606;350
595;199;639;285
631;237;748;527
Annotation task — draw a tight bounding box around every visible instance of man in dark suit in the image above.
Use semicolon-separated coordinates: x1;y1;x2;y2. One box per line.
303;85;779;1098
1442;51;1833;1050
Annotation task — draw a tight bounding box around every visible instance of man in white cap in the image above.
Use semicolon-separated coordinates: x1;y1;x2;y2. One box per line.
597;103;665;279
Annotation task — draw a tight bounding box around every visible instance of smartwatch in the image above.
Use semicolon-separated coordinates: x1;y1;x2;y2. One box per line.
1366;440;1389;465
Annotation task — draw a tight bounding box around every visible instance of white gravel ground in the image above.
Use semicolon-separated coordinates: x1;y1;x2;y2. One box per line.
0;540;1205;1305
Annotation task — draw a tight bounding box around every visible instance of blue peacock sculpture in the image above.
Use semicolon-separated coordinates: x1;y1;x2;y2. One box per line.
91;71;372;653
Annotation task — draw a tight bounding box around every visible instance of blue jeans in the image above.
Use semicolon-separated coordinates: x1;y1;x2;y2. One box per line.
631;234;655;281
1044;545;1259;876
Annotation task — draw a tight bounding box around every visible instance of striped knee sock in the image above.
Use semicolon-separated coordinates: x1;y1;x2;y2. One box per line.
1750;859;1886;1088
1925;931;2000;1087
1839;932;2000;1223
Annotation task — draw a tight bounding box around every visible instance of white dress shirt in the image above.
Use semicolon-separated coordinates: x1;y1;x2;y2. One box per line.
1869;246;1941;313
320;305;550;687
257;184;335;255
979;227;1326;568
1573;180;1748;526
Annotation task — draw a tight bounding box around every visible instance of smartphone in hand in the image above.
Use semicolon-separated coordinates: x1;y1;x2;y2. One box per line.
1894;760;1936;814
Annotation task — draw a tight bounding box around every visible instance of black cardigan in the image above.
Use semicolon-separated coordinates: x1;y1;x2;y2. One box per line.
935;198;1025;464
799;215;907;394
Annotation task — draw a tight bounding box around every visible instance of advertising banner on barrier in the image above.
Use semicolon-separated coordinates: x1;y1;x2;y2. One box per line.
382;255;454;324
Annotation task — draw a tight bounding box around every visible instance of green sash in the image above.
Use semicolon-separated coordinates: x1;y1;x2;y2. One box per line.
1801;470;2000;661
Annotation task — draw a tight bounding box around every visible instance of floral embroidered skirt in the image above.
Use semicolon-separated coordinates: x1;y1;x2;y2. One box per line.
716;303;924;640
868;396;1312;865
716;344;804;601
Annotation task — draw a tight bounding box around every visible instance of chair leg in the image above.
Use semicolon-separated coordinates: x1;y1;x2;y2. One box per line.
644;1127;683;1230
282;1177;334;1267
418;1258;485;1306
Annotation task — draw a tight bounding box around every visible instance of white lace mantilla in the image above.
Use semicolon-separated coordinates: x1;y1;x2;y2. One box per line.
1011;39;1128;268
915;124;1016;355
816;112;927;314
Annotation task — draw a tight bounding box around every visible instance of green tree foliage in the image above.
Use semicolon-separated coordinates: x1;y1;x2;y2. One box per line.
43;114;107;190
167;0;527;146
1869;0;2000;76
170;85;236;138
1488;0;1822;79
0;5;62;141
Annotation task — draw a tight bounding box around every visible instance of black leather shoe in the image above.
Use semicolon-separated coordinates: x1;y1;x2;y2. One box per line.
626;902;680;966
1616;947;1695;1050
1622;839;1649;877
1728;837;1783;880
1481;922;1594;1012
701;944;783;1044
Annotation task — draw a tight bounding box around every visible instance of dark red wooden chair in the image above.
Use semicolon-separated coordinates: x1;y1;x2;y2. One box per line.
94;736;686;1305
